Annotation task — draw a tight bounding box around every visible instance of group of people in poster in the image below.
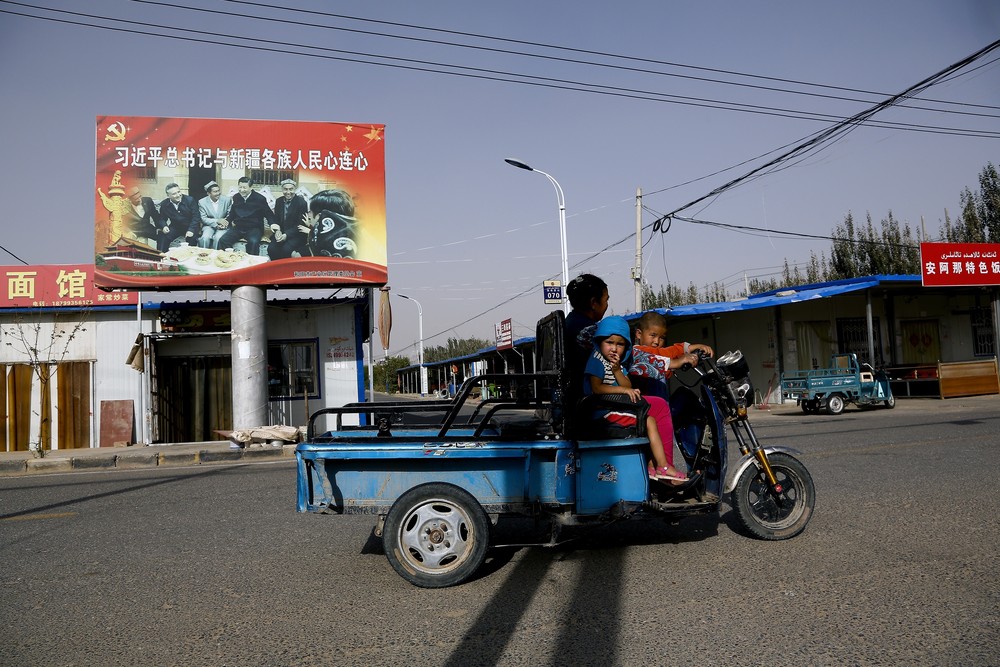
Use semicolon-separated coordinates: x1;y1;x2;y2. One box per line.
122;178;360;261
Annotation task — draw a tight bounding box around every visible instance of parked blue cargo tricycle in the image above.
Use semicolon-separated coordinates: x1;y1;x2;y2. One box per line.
296;311;815;587
780;353;895;415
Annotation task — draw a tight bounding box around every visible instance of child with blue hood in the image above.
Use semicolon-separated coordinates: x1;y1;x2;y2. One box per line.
583;316;688;483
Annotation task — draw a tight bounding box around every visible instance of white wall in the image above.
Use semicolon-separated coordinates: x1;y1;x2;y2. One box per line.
1;299;366;448
265;301;363;431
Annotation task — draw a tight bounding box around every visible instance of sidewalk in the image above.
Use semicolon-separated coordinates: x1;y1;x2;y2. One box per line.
0;402;797;478
0;440;297;478
3;394;994;478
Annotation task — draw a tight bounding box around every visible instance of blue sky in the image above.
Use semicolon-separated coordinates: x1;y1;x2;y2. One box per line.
2;0;998;361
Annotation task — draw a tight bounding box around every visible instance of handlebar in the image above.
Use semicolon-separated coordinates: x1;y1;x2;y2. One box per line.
679;348;711;372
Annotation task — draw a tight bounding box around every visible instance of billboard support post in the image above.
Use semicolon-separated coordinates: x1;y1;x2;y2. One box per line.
231;285;268;431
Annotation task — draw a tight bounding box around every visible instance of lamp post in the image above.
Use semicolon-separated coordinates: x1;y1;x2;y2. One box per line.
397;293;427;396
504;158;569;313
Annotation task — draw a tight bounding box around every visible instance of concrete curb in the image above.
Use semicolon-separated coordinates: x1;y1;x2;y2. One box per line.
25;458;73;475
0;443;298;478
0;459;28;475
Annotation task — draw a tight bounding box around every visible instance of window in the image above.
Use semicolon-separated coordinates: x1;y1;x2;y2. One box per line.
135;166;157;183
267;339;320;400
971;308;995;357
836;317;883;365
249;169;295;187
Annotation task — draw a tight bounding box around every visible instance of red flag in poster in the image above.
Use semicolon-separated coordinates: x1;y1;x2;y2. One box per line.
920;243;1000;286
93;116;387;290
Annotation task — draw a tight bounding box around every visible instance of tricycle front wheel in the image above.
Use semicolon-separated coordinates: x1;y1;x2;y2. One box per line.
383;482;490;588
732;452;815;540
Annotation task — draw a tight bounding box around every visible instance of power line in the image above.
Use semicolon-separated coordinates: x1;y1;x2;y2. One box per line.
651;37;1000;224
671;215;922;248
219;0;1000;115
565;41;1000;295
3;2;998;138
2;1;992;342
0;244;30;265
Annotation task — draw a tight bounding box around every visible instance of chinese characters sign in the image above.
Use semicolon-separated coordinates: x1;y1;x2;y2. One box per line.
2;264;137;309
920;243;1000;287
94;116;387;290
495;318;513;350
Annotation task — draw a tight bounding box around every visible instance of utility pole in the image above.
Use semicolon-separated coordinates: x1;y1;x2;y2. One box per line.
633;187;642;312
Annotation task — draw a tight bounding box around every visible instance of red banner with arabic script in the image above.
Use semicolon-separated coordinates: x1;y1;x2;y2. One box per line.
920;243;1000;286
2;264;137;309
94;116;387;290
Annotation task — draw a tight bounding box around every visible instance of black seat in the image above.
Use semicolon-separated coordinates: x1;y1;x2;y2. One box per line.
574;393;649;440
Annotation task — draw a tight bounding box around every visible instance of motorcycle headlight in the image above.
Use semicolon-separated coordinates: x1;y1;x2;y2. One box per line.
717;350;750;384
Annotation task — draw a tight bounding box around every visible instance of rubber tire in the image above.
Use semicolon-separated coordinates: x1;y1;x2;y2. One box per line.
801;399;819;414
884;395;896;409
383;482;490;588
825;394;845;415
732;452;815;540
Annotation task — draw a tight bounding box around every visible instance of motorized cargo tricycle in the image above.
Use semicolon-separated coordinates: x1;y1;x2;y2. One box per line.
296;311;815;587
780;352;895;415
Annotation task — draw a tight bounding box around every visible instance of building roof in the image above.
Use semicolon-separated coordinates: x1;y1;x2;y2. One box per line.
401;274;927;372
637;275;921;319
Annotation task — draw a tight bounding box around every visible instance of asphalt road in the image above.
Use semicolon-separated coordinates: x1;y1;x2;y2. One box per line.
2;397;998;666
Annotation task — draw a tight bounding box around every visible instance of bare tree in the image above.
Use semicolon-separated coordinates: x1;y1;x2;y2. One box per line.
2;310;90;456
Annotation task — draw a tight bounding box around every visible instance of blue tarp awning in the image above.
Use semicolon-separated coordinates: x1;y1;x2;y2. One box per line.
637;275;921;319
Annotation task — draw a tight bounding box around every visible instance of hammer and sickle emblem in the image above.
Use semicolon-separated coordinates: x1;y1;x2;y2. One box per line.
104;121;127;142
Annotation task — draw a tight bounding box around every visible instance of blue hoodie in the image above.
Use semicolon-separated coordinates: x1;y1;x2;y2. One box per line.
592;315;632;364
583;316;633;397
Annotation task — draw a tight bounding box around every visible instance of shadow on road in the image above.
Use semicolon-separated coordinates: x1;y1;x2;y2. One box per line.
0;465;242;521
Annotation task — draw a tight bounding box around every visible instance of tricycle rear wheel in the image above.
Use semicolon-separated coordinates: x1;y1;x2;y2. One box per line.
732;452;815;540
825;394;845;415
383;482;490;588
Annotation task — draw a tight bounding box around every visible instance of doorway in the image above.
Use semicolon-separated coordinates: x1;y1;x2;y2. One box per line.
187;166;217;203
153;355;232;442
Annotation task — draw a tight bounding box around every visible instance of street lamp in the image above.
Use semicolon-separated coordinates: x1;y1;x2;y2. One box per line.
397;293;427;396
504;158;569;312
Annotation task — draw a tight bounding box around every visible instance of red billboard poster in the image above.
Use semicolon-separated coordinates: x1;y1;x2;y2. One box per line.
920;242;1000;287
2;264;137;309
94;116;387;290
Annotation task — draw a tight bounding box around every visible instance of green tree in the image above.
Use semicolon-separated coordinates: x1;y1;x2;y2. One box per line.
977;162;1000;242
366;355;412;394
959;187;985;242
806;251;827;283
645;160;994;303
941;164;1000;243
425;337;490;363
830;212;860;279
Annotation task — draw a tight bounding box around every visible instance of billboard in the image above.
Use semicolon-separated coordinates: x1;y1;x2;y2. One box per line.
94;116;386;290
2;264;137;309
920;242;1000;287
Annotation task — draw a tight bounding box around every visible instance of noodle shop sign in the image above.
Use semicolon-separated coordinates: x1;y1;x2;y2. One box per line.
2;264;136;309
